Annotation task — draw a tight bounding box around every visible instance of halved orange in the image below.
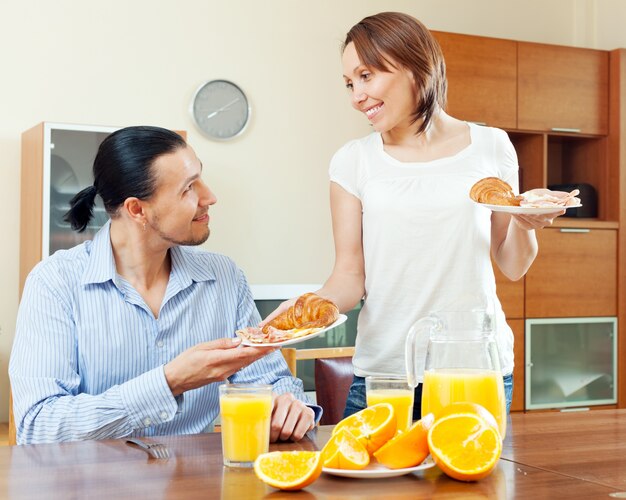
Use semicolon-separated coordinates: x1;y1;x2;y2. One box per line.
332;403;397;455
321;428;370;470
427;412;502;482
435;402;501;436
373;413;435;469
253;451;322;491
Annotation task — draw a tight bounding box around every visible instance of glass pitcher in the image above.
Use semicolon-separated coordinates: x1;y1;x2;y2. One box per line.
405;309;506;438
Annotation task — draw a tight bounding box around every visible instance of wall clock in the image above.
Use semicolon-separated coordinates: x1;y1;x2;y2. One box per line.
190;79;251;140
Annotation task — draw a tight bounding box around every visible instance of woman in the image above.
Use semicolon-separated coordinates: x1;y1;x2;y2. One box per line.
264;12;565;419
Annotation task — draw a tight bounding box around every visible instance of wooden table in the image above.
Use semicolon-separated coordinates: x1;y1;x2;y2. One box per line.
2;410;626;499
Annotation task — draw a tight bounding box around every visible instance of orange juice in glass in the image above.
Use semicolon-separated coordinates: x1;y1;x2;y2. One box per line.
219;384;273;467
365;376;414;433
421;368;506;438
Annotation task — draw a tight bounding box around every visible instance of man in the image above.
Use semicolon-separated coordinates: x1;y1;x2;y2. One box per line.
9;126;319;444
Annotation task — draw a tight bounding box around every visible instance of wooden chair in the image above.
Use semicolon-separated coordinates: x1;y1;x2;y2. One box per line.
281;347;355;425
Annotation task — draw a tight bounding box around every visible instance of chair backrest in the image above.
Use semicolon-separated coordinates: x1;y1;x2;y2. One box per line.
315;356;354;425
281;346;355;425
8;389;16;445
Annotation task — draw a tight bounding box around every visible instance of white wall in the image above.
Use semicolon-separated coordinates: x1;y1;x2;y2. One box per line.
0;0;624;422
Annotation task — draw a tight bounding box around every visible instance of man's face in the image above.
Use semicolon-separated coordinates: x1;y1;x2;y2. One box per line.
144;145;216;247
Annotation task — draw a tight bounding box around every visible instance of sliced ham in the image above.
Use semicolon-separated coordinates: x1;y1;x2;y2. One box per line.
520;188;581;208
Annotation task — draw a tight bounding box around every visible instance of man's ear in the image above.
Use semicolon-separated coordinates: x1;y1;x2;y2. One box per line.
123;197;147;228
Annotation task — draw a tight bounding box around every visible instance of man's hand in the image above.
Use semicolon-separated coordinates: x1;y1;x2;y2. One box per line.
164;337;276;396
270;393;316;442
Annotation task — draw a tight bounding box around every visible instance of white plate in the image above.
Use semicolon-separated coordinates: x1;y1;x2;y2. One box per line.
477;202;582;215
323;458;435;479
239;314;348;347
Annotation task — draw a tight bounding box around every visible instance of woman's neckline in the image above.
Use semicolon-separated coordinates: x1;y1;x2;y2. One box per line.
375;121;475;166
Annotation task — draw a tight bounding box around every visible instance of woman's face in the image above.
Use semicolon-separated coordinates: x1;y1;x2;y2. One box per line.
342;42;418;133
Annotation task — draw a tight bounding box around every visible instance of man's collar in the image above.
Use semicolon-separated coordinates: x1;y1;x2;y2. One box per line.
81;220;116;286
81;220;216;287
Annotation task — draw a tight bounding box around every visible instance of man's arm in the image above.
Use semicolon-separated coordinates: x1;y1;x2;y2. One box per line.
9;272;185;444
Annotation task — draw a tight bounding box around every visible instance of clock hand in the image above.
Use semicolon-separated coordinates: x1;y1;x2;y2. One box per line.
206;98;240;119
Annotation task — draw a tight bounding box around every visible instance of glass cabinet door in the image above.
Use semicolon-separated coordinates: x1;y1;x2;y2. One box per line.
525;317;617;409
47;126;116;255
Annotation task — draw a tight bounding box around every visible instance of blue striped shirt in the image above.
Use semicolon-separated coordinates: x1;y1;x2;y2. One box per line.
9;221;319;444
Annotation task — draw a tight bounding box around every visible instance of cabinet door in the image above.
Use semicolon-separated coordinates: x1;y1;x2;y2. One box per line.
518;42;609;135
493;261;524;319
509;319;524;412
433;32;517;129
525;228;617;317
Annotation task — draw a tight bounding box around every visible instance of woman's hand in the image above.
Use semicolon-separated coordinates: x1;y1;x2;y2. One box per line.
510;209;566;231
259;298;296;328
270;392;316;442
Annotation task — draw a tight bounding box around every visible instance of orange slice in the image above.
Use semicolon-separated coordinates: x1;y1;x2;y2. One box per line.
321;428;370;470
253;451;322;491
435;402;500;433
427;412;502;482
373;413;434;469
332;403;397;455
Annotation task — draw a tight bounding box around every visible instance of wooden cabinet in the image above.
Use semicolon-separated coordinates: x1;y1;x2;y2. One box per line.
435;31;622;410
518;42;609;135
493;263;524;319
20;123;116;296
507;131;613;222
525;228;617;318
433;31;517;129
509;319;525;412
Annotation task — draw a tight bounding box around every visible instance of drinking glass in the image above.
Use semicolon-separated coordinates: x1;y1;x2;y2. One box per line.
365;376;414;433
219;384;273;467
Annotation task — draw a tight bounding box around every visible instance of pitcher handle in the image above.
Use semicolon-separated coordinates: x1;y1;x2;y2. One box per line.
405;316;437;388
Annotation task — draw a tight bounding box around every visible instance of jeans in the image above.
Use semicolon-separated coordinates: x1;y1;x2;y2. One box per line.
343;373;514;419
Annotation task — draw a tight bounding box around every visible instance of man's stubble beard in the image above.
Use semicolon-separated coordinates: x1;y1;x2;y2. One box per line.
149;219;211;247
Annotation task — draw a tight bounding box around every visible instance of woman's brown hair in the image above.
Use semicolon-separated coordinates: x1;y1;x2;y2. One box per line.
343;12;447;135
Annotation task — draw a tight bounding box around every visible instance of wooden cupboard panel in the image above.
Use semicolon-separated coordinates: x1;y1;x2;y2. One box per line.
508;132;546;192
518;43;609;135
433;31;517;129
509;319;525;412
20;124;44;297
526;228;617;317
493;261;524;319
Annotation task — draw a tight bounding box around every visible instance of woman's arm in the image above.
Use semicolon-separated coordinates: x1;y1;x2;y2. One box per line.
260;182;365;324
314;182;366;312
490;209;564;281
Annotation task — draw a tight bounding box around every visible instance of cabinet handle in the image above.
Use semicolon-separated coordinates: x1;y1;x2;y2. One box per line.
470;121;487;126
559;228;590;233
551;127;582;133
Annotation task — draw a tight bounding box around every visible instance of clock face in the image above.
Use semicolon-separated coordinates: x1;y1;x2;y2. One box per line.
191;80;251;140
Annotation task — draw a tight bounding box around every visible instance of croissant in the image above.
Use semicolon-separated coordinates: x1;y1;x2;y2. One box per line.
262;293;339;334
470;177;522;206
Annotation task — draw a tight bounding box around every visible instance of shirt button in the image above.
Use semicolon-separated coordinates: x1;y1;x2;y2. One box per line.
160;411;168;420
157;340;164;348
143;417;152;426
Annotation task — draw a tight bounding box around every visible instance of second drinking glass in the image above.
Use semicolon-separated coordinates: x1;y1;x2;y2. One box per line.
365;376;414;433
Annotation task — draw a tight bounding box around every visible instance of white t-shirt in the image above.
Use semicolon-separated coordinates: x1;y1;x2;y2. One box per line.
329;122;517;380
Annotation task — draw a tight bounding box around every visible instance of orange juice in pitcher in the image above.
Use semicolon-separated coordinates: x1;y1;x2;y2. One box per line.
421;368;506;437
406;308;507;438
